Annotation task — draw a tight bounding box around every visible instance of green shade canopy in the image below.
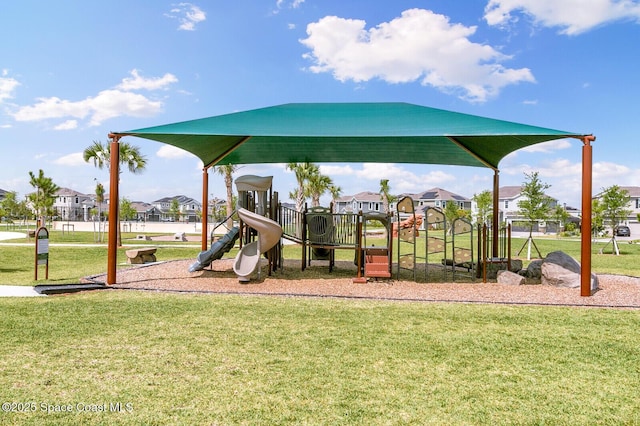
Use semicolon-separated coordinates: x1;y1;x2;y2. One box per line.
114;102;586;169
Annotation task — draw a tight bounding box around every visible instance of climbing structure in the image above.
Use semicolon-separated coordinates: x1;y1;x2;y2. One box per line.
358;212;392;280
395;196;423;280
447;217;475;281
424;206;447;280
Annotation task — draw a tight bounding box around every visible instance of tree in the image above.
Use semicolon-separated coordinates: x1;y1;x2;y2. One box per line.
444;200;467;232
213;164;239;229
0;191;29;224
287;162;319;212
94;182;106;242
120;198;137;222
305;171;334;207
600;185;631;232
169;198;181;221
329;185;342;212
379;179;391;214
598;185;631;255
591;198;606;238
472;190;493;226
517;171;552;259
550;205;570;237
83;139;147;245
27;169;60;224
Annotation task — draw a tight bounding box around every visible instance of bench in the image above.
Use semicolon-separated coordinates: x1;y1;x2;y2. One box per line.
125;247;157;264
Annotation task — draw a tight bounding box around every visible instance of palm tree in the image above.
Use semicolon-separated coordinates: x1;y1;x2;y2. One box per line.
287;162;319;212
27;169;60;225
329;184;342;212
379;179;391;214
305;172;334;207
83;139;147;245
213;164;239;229
95;181;105;242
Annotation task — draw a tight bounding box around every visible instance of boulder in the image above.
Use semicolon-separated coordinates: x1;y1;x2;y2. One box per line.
509;259;523;273
519;259;543;279
541;251;598;290
497;270;525;286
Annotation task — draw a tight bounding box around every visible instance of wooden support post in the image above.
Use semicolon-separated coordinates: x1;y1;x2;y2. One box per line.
581;135;595;296
201;167;209;252
107;136;120;285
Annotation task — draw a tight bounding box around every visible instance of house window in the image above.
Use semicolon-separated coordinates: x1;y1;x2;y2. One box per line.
435;201;440;207
636;198;640;209
75;197;79;204
504;201;509;209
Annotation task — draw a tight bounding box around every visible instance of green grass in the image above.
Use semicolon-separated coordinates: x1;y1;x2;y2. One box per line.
0;292;639;425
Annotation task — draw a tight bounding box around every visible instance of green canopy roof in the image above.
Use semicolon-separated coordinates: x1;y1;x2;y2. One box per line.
114;102;586;169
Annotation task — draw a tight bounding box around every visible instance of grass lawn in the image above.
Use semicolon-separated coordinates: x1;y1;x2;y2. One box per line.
1;291;639;425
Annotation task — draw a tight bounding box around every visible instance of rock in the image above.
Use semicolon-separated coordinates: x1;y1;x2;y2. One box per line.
509;259;523;273
497;270;524;285
541;251;598;290
520;259;543;279
174;232;187;241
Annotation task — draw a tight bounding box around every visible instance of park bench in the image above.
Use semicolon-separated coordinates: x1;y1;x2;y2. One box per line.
125;247;157;264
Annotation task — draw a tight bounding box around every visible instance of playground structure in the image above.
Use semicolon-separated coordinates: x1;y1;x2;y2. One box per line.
191;175;512;283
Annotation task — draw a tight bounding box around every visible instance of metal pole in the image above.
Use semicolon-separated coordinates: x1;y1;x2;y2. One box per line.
107;136;120;285
581;135;595;296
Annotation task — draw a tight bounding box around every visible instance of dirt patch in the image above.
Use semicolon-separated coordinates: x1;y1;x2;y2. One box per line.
83;258;640;309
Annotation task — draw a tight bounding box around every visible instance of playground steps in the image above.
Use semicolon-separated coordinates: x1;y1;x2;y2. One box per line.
363;249;391;278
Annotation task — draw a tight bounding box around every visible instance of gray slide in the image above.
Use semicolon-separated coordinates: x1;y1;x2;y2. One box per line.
188;227;240;272
233;208;283;282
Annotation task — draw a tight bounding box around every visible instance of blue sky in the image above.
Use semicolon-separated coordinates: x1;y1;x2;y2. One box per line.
1;0;639;208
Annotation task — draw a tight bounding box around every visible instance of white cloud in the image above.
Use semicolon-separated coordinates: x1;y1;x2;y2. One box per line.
484;0;640;35
277;0;305;9
10;69;177;127
12;89;164;127
166;3;206;31
117;69;178;91
54;120;78;130
519;139;573;153
0;71;20;103
300;8;535;103
53;152;86;166
157;145;192;159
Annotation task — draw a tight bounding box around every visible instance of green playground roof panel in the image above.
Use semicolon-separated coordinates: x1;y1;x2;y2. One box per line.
114;102;586;169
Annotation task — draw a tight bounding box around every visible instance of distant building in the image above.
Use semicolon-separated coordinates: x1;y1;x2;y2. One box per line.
494;186;558;230
152;195;202;222
334;191;383;214
392;187;472;215
53;188;93;221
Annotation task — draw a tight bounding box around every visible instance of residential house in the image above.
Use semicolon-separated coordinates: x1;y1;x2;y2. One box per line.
152;195;202;222
334;191;383;214
392;187;472;216
130;201;162;222
0;188;7;202
495;186;558;231
53;188;93;221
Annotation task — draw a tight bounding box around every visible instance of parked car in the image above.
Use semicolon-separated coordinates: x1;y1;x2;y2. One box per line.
615;225;631;237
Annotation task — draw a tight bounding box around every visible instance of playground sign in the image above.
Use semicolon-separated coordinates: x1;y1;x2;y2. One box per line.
35;226;49;280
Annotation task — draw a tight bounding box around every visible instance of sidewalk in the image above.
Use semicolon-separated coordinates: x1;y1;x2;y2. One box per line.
0;286;45;297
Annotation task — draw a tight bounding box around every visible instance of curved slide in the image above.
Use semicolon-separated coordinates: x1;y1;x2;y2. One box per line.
233;208;283;282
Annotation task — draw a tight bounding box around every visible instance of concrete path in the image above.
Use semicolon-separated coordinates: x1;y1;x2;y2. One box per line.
0;285;45;297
